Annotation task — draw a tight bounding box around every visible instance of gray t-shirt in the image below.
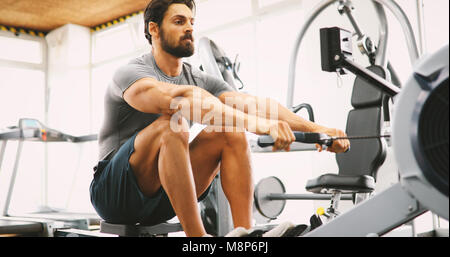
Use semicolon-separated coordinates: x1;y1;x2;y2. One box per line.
98;52;235;160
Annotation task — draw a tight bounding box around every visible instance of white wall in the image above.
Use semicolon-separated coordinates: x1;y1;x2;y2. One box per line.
44;24;97;212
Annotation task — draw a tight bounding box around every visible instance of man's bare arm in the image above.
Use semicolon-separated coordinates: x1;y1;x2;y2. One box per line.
123;78;293;143
218;91;325;131
218;91;350;152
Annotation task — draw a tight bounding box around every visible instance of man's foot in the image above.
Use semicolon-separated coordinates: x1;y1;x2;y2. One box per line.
262;221;295;237
282;224;309;237
225;227;250;237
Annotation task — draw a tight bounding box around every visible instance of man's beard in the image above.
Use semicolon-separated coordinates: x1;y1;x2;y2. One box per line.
160;28;195;58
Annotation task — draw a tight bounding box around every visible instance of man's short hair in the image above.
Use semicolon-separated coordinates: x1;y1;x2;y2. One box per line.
144;0;196;45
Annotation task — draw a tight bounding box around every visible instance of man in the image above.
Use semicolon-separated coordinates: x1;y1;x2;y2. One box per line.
89;0;350;237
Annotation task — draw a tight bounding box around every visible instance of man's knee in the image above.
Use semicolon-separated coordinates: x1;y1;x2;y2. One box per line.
222;131;248;149
160;116;190;146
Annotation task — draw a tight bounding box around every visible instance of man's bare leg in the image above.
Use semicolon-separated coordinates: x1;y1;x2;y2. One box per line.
189;129;253;230
129;115;206;237
157;124;206;237
130;117;254;236
218;132;253;229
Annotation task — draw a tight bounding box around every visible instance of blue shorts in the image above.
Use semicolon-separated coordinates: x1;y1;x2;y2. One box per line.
89;132;211;225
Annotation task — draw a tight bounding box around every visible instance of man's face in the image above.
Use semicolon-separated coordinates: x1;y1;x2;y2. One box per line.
157;4;195;58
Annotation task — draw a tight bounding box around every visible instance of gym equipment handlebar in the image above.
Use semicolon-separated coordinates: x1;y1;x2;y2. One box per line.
257;131;391;150
257;132;333;148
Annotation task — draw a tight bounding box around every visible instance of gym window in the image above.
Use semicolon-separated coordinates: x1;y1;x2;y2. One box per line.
92;25;136;63
0;36;42;64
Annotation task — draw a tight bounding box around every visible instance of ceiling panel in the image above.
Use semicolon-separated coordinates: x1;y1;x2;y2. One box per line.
0;0;150;32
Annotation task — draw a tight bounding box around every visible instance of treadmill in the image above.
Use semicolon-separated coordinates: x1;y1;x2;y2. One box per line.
0;118;99;236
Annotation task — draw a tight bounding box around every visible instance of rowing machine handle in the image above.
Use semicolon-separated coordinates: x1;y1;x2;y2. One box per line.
257;132;332;148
